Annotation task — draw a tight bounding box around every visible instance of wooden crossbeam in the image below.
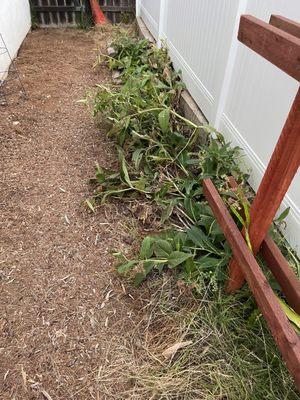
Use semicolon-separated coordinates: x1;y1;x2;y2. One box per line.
100;6;134;12
203;178;300;389
238;15;300;81
228;176;300;314
32;6;83;12
270;15;300;39
261;237;300;315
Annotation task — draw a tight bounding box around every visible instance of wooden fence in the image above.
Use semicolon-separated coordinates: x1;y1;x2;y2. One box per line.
31;0;135;26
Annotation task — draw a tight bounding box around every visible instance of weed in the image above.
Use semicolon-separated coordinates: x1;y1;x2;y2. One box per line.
86;29;299;294
84;27;300;397
87;31;253;291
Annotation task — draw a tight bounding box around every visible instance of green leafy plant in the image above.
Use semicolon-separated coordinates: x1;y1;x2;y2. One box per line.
86;30;299;295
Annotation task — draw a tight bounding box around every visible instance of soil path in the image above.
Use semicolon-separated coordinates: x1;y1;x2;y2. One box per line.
0;28;143;399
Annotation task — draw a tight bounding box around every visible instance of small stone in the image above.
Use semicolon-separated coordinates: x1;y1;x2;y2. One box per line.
107;47;116;56
112;70;121;80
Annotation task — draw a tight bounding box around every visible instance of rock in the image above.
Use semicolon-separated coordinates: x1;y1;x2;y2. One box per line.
112;70;122;85
107;47;116;56
112;70;121;79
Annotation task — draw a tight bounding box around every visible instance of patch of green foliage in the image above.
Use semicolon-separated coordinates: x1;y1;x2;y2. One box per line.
88;30;299;289
88;30;255;292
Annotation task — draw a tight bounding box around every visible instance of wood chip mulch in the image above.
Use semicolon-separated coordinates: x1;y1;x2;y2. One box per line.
0;28;147;400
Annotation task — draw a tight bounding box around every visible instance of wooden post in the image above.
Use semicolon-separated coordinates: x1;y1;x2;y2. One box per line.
270;15;300;39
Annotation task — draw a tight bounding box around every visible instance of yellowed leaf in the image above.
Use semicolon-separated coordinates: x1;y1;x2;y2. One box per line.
162;340;193;358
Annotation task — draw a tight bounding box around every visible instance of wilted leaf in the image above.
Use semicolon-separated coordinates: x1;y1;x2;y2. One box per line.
162;340;193;358
132;148;144;170
86;199;95;213
118;150;133;188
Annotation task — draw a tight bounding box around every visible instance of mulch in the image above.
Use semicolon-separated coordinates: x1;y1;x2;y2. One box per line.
0;27;147;399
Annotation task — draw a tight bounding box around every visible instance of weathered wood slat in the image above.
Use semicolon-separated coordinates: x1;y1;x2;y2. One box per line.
203;178;300;389
33;6;82;12
227;87;300;292
100;6;134;12
261;236;300;315
270;15;300;39
238;15;300;81
227;176;300;314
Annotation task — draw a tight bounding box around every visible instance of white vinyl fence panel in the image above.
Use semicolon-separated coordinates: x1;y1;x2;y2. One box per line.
137;0;300;253
139;0;161;39
0;0;31;79
163;0;240;122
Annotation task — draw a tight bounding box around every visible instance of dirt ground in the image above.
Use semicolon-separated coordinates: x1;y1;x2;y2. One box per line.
0;28;150;399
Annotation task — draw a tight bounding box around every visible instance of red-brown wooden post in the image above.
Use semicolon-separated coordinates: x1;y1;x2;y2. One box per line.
269;15;300;39
226;16;300;293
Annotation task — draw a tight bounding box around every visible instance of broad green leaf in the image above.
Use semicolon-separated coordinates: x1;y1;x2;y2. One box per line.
143;260;156;275
174;232;188;250
140;237;154;259
154;239;173;258
112;252;126;260
158;109;170;133
132;178;144;191
167;251;191;268
95;163;106;184
184;258;196;274
187;226;220;254
160;202;174;224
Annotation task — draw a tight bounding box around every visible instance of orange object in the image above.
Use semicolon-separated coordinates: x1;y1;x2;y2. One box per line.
89;0;106;25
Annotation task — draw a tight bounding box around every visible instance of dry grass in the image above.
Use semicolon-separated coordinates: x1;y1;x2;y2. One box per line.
69;277;298;400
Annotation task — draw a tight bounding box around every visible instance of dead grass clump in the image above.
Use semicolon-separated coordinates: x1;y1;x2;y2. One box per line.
84;277;298;399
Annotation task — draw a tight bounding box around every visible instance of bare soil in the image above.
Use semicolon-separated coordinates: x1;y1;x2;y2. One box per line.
0;28;148;399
